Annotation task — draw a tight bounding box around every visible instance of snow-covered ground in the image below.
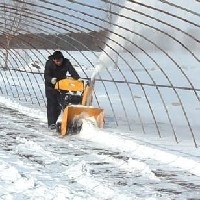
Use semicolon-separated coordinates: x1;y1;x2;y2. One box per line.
0;0;200;198
0;95;200;199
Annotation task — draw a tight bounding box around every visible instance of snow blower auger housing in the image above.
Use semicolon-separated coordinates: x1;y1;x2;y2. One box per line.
55;78;104;136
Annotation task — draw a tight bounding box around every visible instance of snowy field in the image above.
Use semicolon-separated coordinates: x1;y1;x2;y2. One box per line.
0;94;200;199
0;48;200;199
0;40;200;199
1;49;200;144
0;0;200;198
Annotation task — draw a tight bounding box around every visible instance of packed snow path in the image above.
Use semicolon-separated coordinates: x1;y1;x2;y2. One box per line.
0;103;200;199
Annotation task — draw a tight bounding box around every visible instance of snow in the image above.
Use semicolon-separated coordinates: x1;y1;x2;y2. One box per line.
0;96;200;199
0;0;200;199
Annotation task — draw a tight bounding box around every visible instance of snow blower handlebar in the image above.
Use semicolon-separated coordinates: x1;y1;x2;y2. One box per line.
54;78;94;107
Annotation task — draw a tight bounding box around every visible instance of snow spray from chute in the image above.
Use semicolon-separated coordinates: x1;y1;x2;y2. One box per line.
90;0;186;84
90;1;135;84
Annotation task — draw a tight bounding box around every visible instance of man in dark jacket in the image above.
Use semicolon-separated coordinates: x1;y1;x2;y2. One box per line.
44;51;80;129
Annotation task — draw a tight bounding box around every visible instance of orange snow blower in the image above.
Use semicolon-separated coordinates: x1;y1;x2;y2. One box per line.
55;78;104;136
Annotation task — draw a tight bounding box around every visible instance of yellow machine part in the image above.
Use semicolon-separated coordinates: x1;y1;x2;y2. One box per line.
81;84;94;106
55;78;84;92
54;78;104;136
60;105;104;136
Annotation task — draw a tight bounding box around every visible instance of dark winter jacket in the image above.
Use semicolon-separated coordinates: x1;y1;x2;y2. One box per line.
44;55;80;97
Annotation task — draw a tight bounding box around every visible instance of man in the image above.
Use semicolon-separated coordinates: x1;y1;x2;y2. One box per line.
44;51;80;129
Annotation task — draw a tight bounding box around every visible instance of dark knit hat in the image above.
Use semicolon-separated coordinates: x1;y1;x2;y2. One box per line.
52;51;64;59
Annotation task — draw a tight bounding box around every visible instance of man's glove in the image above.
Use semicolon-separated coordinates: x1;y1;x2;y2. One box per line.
51;77;57;84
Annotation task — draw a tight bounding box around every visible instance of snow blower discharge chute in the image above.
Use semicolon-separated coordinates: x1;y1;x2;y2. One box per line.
54;78;104;136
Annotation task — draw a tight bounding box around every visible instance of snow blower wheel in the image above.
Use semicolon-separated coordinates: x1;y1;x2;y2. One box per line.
56;122;61;133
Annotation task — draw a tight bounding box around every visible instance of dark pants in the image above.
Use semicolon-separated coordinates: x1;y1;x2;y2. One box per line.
46;93;61;126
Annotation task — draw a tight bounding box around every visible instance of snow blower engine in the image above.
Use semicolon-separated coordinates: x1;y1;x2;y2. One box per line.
55;78;104;136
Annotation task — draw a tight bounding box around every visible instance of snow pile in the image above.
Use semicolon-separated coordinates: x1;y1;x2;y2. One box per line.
18;61;44;73
0;96;46;122
80;119;200;177
15;137;59;165
0;160;35;193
